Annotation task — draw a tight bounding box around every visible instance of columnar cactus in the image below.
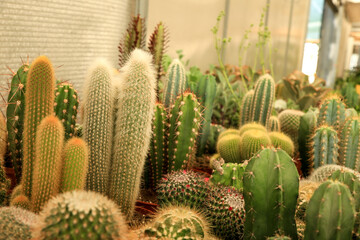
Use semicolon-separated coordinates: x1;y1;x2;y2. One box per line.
239;89;254;127
338;117;360;171
108;49;156;219
238;122;267;136
243;147;299;240
278;109;304;151
162;59;187;108
31;115;64;213
216;134;242;163
6;63;28;182
239;129;271;161
268;116;280;131
309;164;360;182
310;125;339;169
304;180;355;240
166;92;201;172
206;124;225;154
210;161;246;191
269;132;294;156
22;56;55;198
54;82;79;140
61;137;88;192
249;74;275;127
32;190;130;239
83;59;113;194
318;95;346;131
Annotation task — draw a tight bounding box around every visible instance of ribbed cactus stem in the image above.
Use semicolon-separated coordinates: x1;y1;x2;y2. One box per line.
148;21;167;83
163;59;186;108
216;134;242;163
22;56;55;198
278;109;304;151
31;115;64;213
108;49;156;219
239;89;254;127
239;129;271;161
338;117;360;171
268;116;280;131
318;95;346;131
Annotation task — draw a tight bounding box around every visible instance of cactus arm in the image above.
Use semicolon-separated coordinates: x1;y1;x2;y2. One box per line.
163;59;186;108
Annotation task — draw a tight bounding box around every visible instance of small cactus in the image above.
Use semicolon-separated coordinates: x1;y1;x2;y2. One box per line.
10;195;32;211
239;89;254;127
269;132;294;156
239;129;271;161
309;164;360;182
210;161;246;191
216;134;242;163
338;117;360;171
278;109;304;151
238;122;267;136
268;115;280;131
318;95;346;131
345;108;358;119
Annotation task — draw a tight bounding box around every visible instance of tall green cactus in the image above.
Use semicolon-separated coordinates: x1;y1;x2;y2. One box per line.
61;137;88;193
162;59;187;108
108;49;156;219
196;75;217;156
278;109;304;151
318;95;346;131
239;89;254;127
310;125;339;169
6;63;29;182
268;116;280;131
54;82;79;140
249;74;275;127
243;147;299;240
166;92;201;172
22;56;55;198
83;59;114;194
31;115;64;213
338;117;360;171
304;180;355;240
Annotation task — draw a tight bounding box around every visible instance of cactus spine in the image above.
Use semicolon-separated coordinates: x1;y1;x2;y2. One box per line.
309;164;360;182
83;59;114;194
31;115;64;213
239;89;254;127
318;95;346;131
243;147;299;239
108;49;156;219
163;59;187;108
239;129;271;161
268;116;280;131
238;122;267;136
249;74;275;127
338;117;360;171
22;56;55;198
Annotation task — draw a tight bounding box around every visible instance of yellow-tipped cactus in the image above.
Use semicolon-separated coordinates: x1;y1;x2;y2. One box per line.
216;134;242;163
238;122;267;136
240;129;271;161
269;132;294;156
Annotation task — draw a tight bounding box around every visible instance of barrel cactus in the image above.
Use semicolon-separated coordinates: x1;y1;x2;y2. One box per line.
309;164;360;182
216;134;242;163
278;109;304;151
239;129;271;161
239;89;254;127
210;161;246;191
269;132;294;156
238;122;267;136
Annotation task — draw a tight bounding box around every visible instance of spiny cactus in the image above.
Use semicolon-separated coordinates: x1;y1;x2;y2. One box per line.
239;129;271;161
318;95;346;131
268;116;280;131
310;125;339;169
6;63;29;182
216;134;242;163
210;161;246;191
83;59;114;194
206;124;225;154
269;132;294;156
157;170;209;209
54;82;79;140
166;92;201;172
10;184;23;202
309;164;360;182
296;180;320;221
108;49;156;219
267;236;291;240
218;128;241;140
205;187;245;240
239;89;254;127
32;190;130;240
10;195;32;211
278;109;304;151
144;206;209;240
243;147;299;239
298;109;317;177
249;74;275;127
61;137;88;192
238;122;267;136
162;59;187;108
338;117;360;171
346;108;358;119
31;115;64;213
22;56;55;198
0;156;10;206
304;180;355;240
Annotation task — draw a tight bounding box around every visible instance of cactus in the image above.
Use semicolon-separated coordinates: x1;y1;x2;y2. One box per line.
296;180;320;221
162;59;187;108
22;56;55;198
0;157;10;206
61;137;88;192
238;122;267;136
206;124;225;154
269;132;294;156
243;147;299;239
157;170;209;209
196;75;217;156
205;186;245;239
249;74;275;127
218;128;241;140
338;117;360;171
6;63;29;182
278;109;304;151
216;134;242;163
318;95;346;131
144;206;209;239
310;125;339;169
268;116;280;131
10;195;32;211
31;115;64;213
10;184;23;202
304;180;355;240
54;82;79;140
345;108;358;119
309;164;360;182
298;109;317;177
239;89;254;127
108;49;156;219
0;114;6;159
210;161;246;191
166;92;201;172
32;190;130;239
83;59;114;194
267;236;291;240
239;129;271;161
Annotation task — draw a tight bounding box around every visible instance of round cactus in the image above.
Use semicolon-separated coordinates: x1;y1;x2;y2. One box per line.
239;129;271;161
278;109;304;151
345;108;358;119
216;134;242;163
32;190;130;239
309;164;360;182
210;161;246;191
295;180;320;221
10;195;32;211
269;132;294;156
157;170;209;209
218;128;241;140
268;115;281;131
238;122;267;136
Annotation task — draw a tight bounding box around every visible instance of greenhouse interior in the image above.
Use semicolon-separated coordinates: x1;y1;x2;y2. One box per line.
1;0;360;239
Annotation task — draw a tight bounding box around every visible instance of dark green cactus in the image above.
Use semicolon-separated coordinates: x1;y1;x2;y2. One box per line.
310;125;339;169
205;124;225;154
268;116;280;131
6;63;29;183
338;117;360;171
243;147;299;240
239;89;254;127
54;82;79;140
249;74;275;127
278;109;304;151
269;132;294;156
318;95;346;131
0;158;10;207
239;129;271;161
216;134;242;163
163;59;187;108
210;160;246;191
304;180;355;240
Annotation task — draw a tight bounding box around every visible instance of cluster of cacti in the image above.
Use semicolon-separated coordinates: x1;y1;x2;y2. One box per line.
317;94;346;131
278;109;304;151
210;159;246;191
0;207;36;240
